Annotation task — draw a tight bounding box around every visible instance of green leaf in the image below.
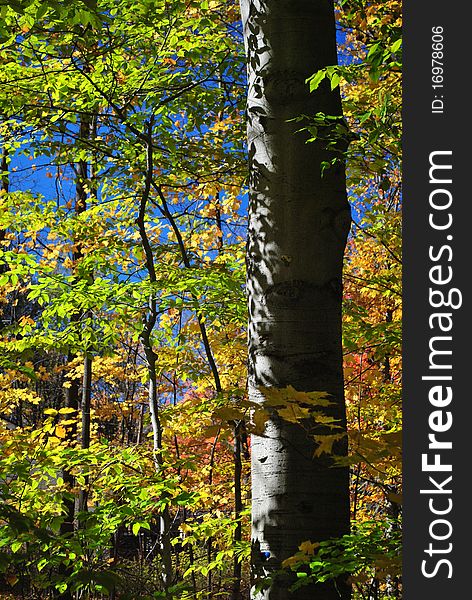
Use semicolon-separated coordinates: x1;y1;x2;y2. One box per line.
55;583;68;594
11;541;23;553
132;522;142;535
391;38;402;53
367;42;381;60
330;73;341;91
37;558;48;572
35;3;48;20
307;70;326;92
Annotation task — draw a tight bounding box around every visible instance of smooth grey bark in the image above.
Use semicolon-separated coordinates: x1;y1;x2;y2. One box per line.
240;1;351;599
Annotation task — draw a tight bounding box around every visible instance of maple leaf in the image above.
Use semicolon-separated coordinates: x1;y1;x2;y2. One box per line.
281;555;300;568
298;540;319;555
251;407;270;435
313;433;346;457
278;405;310;423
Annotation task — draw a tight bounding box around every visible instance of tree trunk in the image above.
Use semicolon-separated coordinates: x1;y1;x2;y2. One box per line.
58;110;92;597
74;113;93;517
78;353;92;514
62;352;80;533
57;352;80;600
231;419;244;600
240;1;351;599
1;145;8;193
145;348;174;589
136;132;174;589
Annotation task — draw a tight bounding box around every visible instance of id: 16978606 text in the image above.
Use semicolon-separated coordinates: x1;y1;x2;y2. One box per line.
431;26;444;114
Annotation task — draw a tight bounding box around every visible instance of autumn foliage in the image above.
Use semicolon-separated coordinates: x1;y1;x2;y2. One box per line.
0;1;402;598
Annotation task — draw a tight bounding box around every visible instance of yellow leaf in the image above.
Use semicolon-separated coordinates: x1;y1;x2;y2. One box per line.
313;433;346;457
278;405;310;423
259;385;332;408
281;555;300;568
251;407;270;434
203;425;221;439
312;413;342;428
213;406;245;421
298;540;319;555
286;386;332;407
19;316;35;327
54;425;67;439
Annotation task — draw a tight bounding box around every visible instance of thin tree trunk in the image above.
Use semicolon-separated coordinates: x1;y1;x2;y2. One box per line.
383;308;393;381
58;111;92;597
74;113;93;517
1;145;8;193
214;173;244;599
231;419;243;600
240;1;351;599
0;144;9;264
137;124;174;589
62;352;80;531
136;401;145;445
78;353;92;514
151;182;226;595
57;352;80;600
